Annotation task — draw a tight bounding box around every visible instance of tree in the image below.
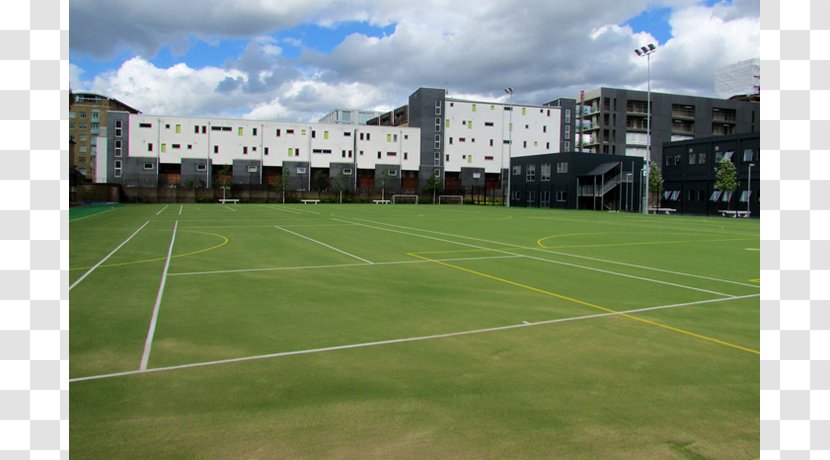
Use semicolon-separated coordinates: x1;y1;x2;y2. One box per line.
423;173;443;204
333;171;347;204
649;162;664;209
714;158;738;213
274;169;289;204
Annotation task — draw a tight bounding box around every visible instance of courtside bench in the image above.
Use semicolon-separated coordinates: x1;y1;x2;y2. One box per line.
218;198;239;204
372;199;391;204
301;199;320;204
718;210;749;218
648;207;676;215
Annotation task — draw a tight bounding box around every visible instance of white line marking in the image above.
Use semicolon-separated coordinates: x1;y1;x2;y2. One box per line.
69;206;120;223
267;204;320;215
178;205;183;216
225;206;237;212
139;220;179;370
275;225;373;264
340;218;735;297
70;293;759;383
69;221;150;291
354;217;759;289
168;254;519;277
156;205;169;216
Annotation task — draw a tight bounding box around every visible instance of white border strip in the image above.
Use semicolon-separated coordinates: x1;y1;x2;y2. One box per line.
70;293;759;383
178;205;183;216
68;206;120;223
69;221;150;291
155;204;169;216
276;225;373;264
139;220;179;370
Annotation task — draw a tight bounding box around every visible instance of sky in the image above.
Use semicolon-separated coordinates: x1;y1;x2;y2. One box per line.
68;0;760;122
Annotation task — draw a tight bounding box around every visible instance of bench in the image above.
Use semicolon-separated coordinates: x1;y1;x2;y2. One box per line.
301;199;320;204
718;210;749;218
649;207;676;215
218;198;239;204
372;199;391;205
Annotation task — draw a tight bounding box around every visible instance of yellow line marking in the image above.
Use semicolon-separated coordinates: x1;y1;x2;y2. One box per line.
408;252;759;356
69;231;229;271
749;278;760;284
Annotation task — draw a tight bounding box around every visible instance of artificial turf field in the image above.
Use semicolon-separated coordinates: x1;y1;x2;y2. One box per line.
69;203;760;458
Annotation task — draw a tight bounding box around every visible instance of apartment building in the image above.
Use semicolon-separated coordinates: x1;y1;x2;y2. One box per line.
69;92;141;181
575;88;758;166
98;113;421;193
318;109;384;125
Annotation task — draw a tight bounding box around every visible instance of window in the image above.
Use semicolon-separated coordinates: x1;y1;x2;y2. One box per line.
143;162;154;170
526;190;535;205
366;133;371;140
147;143;153;152
665;156;674;166
172;144;181;150
472;103;477;112
521;107;526;116
79;146;87;153
202;126;207;134
490;139;494;146
541;164;551;181
114;160;122;178
512;165;522;175
556;191;567;202
114;140;122;157
449;137;453;145
214;145;220;154
565;109;571;123
238;127;243;136
247;165;258;173
343;168;353;175
556;162;568;173
689;153;696;165
176;124;181;133
388;170;398;176
276;129;281;137
378;152;382;159
435;118;441;132
698;152;706;164
165;124;170;129
324;131;329;140
139;122;152;128
564;141;570;151
286;129;295;135
526;164;536;182
187;145;192;150
243;147;248;154
485;122;494;127
253;127;258;136
115;120;123;137
459;138;466;143
388;133;392;142
359;132;364;140
435;100;442;115
195;126;200;134
264;147;269;155
743;149;755;162
79;112;87;119
485;156;494;160
523;141;527;148
710;191;722;201
196;164;206;172
404;152;408;160
387;152;397;157
296;167;306;174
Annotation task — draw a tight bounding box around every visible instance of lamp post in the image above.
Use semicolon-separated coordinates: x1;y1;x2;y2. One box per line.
504;87;513;207
635;43;657;214
748;163;755;218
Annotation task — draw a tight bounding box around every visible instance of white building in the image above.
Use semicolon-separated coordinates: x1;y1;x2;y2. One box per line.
715;58;760;99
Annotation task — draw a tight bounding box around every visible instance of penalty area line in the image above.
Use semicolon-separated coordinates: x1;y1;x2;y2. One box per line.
69;293;759;384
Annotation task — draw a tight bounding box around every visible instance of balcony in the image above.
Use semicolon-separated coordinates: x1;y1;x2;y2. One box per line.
671;105;695;119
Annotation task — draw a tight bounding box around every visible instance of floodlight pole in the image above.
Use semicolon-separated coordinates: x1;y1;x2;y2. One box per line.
635;44;657;214
748;163;754;218
505;87;513;208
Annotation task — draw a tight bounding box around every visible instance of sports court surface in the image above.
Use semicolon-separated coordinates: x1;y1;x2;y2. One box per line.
69;203;759;458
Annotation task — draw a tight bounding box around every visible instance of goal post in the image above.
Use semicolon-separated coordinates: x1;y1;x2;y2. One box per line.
437;195;464;205
391;194;418;204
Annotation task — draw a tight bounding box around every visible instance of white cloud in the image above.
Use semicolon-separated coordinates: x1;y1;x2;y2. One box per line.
73;1;760;121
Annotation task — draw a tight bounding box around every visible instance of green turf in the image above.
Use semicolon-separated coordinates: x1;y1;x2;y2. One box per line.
70;203;759;458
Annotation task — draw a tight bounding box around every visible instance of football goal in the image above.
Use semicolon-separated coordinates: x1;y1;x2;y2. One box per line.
391;194;419;204
437;195;464;205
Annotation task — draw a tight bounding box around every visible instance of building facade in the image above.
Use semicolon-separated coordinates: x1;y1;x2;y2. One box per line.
575;88;759;167
318;109;384;125
98;113;421;193
660;132;760;217
69;92;141;181
508;152;645;211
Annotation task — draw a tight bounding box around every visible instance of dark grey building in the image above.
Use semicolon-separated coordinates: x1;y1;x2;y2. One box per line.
576;88;759;167
661;132;760;217
407;88;447;189
509;152;645;211
545;98;577;153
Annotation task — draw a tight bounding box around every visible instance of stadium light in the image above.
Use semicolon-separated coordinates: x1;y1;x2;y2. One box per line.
635;43;657;214
504;88;514;207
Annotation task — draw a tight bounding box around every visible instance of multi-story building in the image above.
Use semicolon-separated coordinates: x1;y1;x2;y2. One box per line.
69;92;141;181
318;109;384;125
660;132;760;217
97;113;421;193
508;152;644;211
575;88;759;166
374;88;562;193
715;58;761;101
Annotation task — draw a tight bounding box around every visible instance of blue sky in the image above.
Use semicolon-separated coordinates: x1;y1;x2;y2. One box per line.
69;0;759;121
